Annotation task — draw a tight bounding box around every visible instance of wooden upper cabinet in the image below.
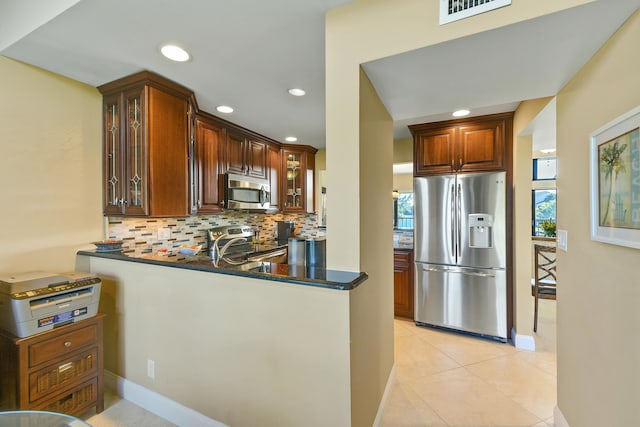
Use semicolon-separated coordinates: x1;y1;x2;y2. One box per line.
102;92;124;216
224;129;246;176
100;70;321;217
99;72;191;217
457;119;505;172
414;127;456;175
192;114;224;214
246;139;267;179
266;143;281;210
410;112;513;176
223;129;267;180
282;145;317;213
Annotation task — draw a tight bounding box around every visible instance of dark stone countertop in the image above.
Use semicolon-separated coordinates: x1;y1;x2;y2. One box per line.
77;250;368;291
393;244;414;251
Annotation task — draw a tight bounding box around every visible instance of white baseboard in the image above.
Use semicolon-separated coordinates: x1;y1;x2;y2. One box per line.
104;370;227;427
511;327;536;351
372;364;396;427
554;405;570;427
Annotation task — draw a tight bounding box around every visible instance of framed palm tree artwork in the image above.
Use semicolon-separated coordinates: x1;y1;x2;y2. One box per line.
590;106;640;249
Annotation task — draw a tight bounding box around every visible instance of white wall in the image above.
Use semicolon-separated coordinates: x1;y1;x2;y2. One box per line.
512;97;555;342
0;56;103;274
555;10;640;427
79;255;352;427
0;0;81;51
325;2;593;424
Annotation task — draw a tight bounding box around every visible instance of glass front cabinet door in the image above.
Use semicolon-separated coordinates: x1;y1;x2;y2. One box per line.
101;87;147;216
99;71;191;218
284;151;304;210
281;146;316;213
103;93;123;215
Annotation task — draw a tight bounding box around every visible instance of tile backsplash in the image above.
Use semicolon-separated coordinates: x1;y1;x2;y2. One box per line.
107;211;325;256
393;229;414;247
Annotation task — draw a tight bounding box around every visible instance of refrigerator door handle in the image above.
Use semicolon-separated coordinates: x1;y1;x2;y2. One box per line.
422;265;496;278
459;270;496;278
450;183;456;256
457;182;462;258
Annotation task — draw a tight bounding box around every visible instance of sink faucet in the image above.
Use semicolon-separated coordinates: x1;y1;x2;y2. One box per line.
211;234;247;267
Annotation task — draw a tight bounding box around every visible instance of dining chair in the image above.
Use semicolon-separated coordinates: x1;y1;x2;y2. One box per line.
532;244;556;332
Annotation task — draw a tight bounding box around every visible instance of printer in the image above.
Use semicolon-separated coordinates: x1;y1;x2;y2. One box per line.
0;271;101;338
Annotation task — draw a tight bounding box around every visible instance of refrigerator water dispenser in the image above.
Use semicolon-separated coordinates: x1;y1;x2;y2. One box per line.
468;214;493;248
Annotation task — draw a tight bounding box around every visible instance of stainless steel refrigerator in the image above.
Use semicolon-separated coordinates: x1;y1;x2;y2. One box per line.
414;171;507;341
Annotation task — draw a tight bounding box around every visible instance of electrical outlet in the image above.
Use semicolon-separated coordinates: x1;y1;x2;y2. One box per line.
557;229;568;252
157;228;171;241
147;359;155;379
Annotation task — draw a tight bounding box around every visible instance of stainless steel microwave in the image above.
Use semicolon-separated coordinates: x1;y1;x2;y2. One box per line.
224;173;270;210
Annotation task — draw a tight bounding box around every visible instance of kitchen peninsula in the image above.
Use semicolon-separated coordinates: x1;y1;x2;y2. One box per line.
77;249;367;290
80;69;368;426
76;250;368;427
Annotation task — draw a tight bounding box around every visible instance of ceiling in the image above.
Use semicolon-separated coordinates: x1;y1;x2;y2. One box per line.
1;0;639;148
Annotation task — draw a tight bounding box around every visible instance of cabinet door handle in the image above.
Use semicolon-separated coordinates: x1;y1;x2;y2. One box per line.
58;362;73;373
459;158;462;169
451;159;454;171
64;341;72;348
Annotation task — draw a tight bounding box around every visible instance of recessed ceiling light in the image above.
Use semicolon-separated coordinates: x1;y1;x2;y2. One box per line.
288;88;306;97
160;44;190;62
452;109;470;117
285;136;298;142
216;105;234;114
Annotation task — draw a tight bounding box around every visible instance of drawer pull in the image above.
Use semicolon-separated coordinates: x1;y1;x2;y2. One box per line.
58;362;73;373
64;341;72;348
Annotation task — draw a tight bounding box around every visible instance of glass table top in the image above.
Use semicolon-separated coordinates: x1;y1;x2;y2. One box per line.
0;410;91;426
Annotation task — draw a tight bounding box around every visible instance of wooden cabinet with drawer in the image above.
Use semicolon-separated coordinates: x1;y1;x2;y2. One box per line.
0;313;104;416
394;249;414;319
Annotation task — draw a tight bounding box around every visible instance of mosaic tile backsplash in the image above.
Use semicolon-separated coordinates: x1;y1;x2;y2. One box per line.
393;229;414;248
107;211;325;256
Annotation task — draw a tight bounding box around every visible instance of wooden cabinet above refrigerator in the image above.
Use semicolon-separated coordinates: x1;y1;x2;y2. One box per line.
410;112;513;176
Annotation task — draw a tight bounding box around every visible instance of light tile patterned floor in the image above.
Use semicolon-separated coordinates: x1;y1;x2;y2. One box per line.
382;300;557;427
82;389;177;427
82;300;556;427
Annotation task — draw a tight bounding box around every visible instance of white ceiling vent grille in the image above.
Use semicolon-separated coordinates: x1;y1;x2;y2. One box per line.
440;0;511;25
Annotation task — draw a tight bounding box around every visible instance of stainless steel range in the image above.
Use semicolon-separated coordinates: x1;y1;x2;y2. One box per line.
206;225;287;263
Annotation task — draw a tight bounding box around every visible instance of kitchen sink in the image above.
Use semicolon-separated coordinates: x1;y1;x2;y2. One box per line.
136;245;287;270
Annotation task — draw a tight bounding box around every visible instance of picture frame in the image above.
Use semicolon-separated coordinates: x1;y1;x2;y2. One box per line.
590;106;640;249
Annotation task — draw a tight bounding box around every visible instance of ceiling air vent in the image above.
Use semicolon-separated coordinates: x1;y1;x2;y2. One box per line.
440;0;511;25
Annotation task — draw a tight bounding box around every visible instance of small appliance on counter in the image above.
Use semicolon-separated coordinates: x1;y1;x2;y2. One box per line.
0;271;101;338
287;237;326;268
276;220;295;243
305;238;326;268
287;237;306;265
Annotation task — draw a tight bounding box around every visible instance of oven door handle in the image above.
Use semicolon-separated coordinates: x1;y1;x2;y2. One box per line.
247;248;287;262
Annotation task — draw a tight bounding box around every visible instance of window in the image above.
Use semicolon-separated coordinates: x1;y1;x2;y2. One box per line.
533;157;557;180
394;192;414;229
532;189;556;236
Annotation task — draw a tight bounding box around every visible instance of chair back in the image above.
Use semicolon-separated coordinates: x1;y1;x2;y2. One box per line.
534;244;556;284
